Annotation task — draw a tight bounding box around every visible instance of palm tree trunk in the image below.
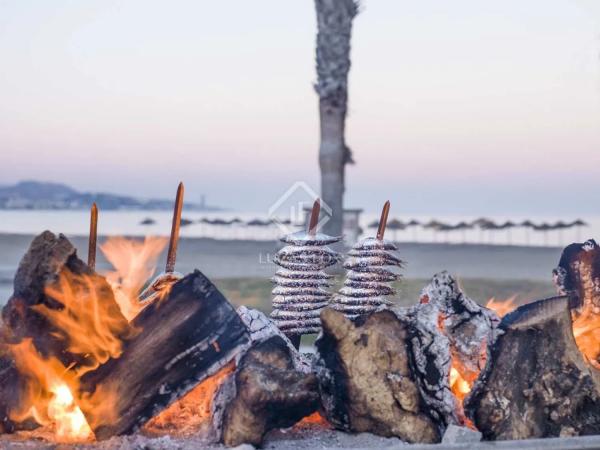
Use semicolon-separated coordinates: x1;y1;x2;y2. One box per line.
314;0;358;237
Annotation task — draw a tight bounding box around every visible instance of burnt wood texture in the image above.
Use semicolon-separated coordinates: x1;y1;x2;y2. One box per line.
79;270;250;440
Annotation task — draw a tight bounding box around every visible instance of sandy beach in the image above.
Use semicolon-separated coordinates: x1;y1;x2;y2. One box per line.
0;232;562;308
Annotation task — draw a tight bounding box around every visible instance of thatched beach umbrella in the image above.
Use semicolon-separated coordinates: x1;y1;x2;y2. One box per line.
453;221;472;244
520;220;535;245
498;221;516;245
471;217;494;244
533;223;552;246
405;219;421;241
386;218;405;242
246;218;271;227
422;219;445;242
569;219;588;241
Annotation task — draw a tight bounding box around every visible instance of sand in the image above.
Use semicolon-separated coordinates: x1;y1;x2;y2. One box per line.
0;233;562;304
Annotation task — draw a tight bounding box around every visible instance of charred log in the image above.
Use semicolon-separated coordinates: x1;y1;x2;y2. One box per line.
314;308;440;444
420;271;499;382
553;239;600;312
212;336;319;447
78;270;250;440
237;306;311;373
398;302;459;428
1;231;129;367
464;295;600;440
0;350;25;433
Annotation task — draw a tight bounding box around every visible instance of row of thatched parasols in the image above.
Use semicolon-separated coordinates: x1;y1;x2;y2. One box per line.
367;217;589;245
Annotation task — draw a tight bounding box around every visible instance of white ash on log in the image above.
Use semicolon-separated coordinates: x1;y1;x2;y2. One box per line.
464;295;600;440
212;336;320;447
78;270;250;440
237;306;311;373
1;231;130;367
419;271;500;382
270;230;341;344
314;307;440;444
396;302;459;429
331;237;403;320
553;239;600;312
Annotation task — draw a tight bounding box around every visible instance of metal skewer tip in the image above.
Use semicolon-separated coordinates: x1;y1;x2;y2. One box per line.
165;182;184;274
376;200;390;241
308;199;321;236
87;203;98;270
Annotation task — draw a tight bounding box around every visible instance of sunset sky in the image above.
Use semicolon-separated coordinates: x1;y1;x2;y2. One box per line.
0;0;599;214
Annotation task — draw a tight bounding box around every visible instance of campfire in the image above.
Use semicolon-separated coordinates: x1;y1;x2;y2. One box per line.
0;194;599;447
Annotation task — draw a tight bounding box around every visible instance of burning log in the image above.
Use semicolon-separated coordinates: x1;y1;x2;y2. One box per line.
1;231;129;367
78;270;250;440
420;271;500;389
400;302;459;428
212;336;319;447
464;295;600;440
314;308;440;444
553;239;600;312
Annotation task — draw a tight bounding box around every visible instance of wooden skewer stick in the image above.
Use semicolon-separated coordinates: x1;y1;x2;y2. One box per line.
87;203;98;269
376;200;391;241
308;199;321;236
165;182;184;274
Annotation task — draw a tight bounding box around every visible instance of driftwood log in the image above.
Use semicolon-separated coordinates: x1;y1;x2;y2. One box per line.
314;308;440;444
212;336;319;447
464;295;600;440
79;270;250;440
1;231;129;367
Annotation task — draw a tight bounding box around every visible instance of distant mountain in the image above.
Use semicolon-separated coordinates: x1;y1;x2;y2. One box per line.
0;181;221;211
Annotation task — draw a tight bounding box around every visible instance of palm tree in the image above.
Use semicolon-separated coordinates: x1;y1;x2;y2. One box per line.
314;0;359;237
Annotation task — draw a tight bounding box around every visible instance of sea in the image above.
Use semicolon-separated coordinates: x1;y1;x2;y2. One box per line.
0;209;597;248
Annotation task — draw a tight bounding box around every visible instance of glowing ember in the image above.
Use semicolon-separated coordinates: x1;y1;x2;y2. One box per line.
295;411;331;428
145;362;236;436
449;367;471;402
101;236;168;321
572;305;600;369
486;296;517;318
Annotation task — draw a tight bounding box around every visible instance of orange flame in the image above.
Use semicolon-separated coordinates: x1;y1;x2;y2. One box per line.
8;270;131;441
9;339;93;442
486;296;517;318
100;236;167;321
572;305;600;369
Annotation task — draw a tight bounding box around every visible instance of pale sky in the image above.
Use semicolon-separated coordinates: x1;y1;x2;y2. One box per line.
0;0;599;214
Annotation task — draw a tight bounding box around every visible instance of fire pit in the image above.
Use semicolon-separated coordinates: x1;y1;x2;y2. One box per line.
0;197;599;449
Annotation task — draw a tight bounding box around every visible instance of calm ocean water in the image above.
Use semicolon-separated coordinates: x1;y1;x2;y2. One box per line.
0;210;597;248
